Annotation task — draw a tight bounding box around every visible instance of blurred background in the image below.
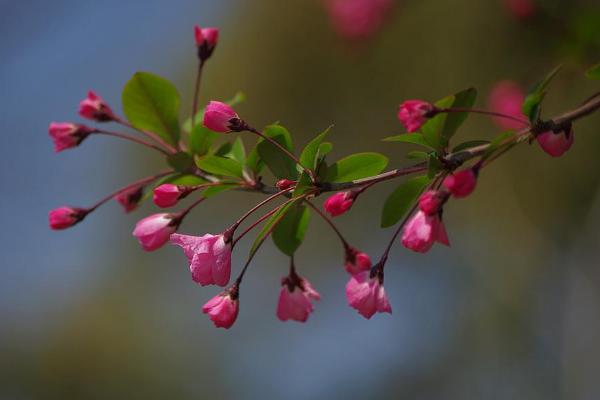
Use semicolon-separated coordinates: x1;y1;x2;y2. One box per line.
1;0;599;398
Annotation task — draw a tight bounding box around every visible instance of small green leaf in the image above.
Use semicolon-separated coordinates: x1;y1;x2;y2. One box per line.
421;96;454;151
522;65;562;122
214;142;233;157
381;176;431;228
383;133;434;149
122;72;181;147
585;63;600;80
189;125;218;156
299;126;332;170
317;142;333;158
249;201;297;257
195;155;243;178
167;152;194;172
427;154;443;179
272;204;311;256
245;144;265;175
325;152;388;183
202;183;238;198
452;140;490;153
227;137;246;164
406;150;430;160
183;91;246;132
442;88;477;142
257;124;298;179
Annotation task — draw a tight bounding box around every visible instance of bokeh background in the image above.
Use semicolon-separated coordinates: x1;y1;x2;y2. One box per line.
1;0;599;399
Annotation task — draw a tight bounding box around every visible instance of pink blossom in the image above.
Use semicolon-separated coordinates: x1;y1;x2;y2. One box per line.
132;213;178;251
401;210;450;253
49;207;87;230
344;247;372;275
504;0;536;20
324;0;393;41
194;26;219;61
487;81;527;130
153;184;186;208
397;100;435;133
115;186;144;213
324;191;354;217
202;290;239;329
346;270;391;319
277;275;321;322
203;101;240;133
418;190;448;215
78;90;115;122
170;233;232;286
48;122;93;152
443;169;478;198
536;128;574;157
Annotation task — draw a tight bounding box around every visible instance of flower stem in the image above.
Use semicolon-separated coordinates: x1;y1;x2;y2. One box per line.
228;187;294;233
440;107;530;127
304;199;350;249
94;130;170;155
177;196;207;220
191;60;205;130
113;116;178;154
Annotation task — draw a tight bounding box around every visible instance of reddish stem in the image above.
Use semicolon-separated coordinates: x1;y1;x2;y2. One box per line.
304;200;350;250
113;116;178;154
94;130;170;155
441;107;530;126
191;60;205;130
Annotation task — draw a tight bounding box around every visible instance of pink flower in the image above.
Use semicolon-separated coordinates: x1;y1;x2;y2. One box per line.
203;101;241;133
78;90;115;122
536;128;574;157
487;81;527;130
324;0;392;41
346;270;391;319
202;289;239;329
418;190;448;214
324;191;354;217
132;213;178;251
170;233;232;286
397;100;435;133
344;247;372;275
276;179;296;191
153;184;187;208
194;26;219;61
48;122;93;152
504;0;536;20
401;210;450;253
49;207;88;230
277;274;321;322
443;169;478;198
115;186;144;213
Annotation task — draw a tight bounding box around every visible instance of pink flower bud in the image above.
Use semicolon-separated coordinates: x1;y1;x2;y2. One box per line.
344;247;372;275
115;186;144;213
418;190;448;215
504;0;536;20
346;270;391;319
397;100;435;133
401;210;450;253
48;122;94;152
324;0;392;41
276;179;296;191
153;184;186;208
194;25;219;61
487;81;527;130
202;289;239;329
536;128;574;158
78;90;115;122
170;233;232;286
132;213;178;251
203;101;241;133
443;169;478;198
49;207;88;230
277;274;321;322
324;191;354;217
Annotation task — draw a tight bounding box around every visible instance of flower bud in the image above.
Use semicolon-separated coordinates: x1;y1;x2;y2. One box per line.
346;269;391;319
194;25;219;61
536;127;574;158
203;101;242;133
401;210;450;253
48;122;94;152
115;185;144;213
397;100;435;132
153;184;187;208
276;179;296;191
277;273;320;323
78;90;115;122
487;81;526;130
344;247;372;275
323;191;354;217
324;0;393;41
443;169;478;198
202;289;239;329
132;213;179;251
418;190;449;215
49;207;88;230
504;0;536;21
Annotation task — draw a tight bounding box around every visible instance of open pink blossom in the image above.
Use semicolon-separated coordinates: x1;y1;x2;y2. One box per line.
397;100;435;132
203;101;240;133
418;190;448;215
504;0;536;20
324;191;354;217
170;233;232;286
48;122;93;152
277;275;321;322
49;207;88;230
346;270;391;319
324;0;392;41
344;247;372;275
202;290;239;329
78;90;115;122
536;128;574;157
487;81;527;130
132;213;178;251
115;186;144;213
443;169;478;198
153;184;186;208
401;210;450;253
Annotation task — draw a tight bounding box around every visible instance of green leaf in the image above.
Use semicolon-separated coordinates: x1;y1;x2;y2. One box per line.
381;176;431;228
406;150;430;160
249;201;297;257
272;204;311;256
442;88;477;142
166;152;194;172
382;133;434;149
317;142;333;158
202;183;238;198
227;137;246;164
427;154;443;179
325;152;388;183
452;140;490;153
183;91;246;132
245;144;265;175
213;142;233;157
299;126;332;170
122;72;181;147
195;155;243;178
585;63;600;80
257;124;298;179
189;125;218;156
421;96;454;151
522;65;562;122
